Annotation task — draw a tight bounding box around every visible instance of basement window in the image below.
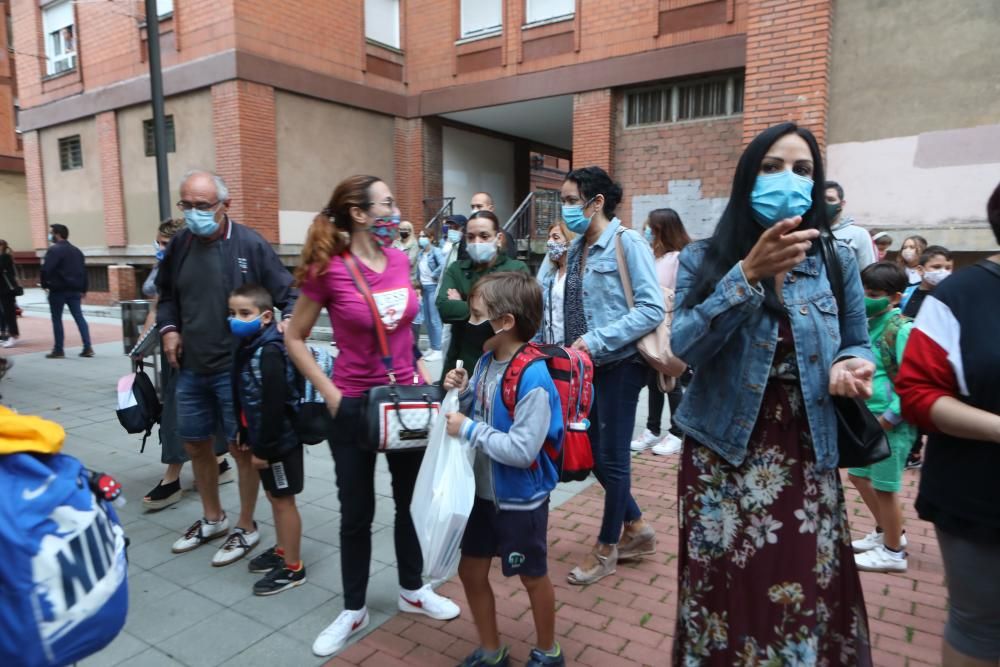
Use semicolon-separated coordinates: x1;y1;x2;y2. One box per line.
625;73;744;127
58;135;82;171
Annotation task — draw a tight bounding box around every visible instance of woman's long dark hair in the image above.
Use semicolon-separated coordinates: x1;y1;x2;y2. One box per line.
682;122;829;313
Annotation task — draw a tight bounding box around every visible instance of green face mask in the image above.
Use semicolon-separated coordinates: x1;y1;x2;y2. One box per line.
864;296;891;318
825;201;842;222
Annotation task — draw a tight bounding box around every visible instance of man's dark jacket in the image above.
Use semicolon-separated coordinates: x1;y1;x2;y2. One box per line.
40;241;88;293
156;218;297;335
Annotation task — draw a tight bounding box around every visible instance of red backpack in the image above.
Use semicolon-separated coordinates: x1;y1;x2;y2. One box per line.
500;343;595;482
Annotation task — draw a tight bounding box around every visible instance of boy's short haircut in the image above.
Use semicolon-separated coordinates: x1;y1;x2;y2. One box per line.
230;283;273;312
469;272;543;342
861;261;909;294
919;245;952;266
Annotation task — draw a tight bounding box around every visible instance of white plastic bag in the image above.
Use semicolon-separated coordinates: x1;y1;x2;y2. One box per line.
410;386;475;580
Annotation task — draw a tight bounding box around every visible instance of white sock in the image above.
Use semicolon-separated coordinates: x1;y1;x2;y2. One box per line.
400;586;425;597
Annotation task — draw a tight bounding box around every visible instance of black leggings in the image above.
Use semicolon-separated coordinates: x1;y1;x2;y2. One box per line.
328;397;424;610
645;367;687;437
0;293;17;337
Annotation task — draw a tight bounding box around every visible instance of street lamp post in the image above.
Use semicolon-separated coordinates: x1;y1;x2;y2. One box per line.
144;0;170;222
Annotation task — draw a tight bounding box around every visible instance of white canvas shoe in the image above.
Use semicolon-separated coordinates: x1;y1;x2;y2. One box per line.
651;433;683;456
852;530;907;553
211;524;260;566
171;515;230;554
398;584;461;620
855;544;908;573
630;429;662;452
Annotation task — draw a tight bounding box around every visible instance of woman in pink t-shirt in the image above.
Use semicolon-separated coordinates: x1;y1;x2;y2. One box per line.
284;175;460;659
630;208;693;457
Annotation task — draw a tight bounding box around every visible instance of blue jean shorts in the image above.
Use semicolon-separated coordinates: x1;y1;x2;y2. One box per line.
175;368;238;443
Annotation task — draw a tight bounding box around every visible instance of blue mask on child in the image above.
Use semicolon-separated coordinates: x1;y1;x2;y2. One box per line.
418;237;430;249
228;315;262;338
643;227;654;244
750;170;814;228
155;249;165;262
447;229;462;244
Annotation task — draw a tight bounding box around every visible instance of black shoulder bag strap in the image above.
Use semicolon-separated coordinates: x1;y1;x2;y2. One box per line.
819;232;847;331
976;259;1000;281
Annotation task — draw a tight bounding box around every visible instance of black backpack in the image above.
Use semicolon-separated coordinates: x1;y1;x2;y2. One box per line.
115;362;162;452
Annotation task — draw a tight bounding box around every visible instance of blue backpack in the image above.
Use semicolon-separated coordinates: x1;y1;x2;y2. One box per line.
0;452;128;666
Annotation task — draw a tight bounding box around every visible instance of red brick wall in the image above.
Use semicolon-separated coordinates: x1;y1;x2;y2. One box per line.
211;80;279;242
22;131;48;250
107;264;136;304
96;111;126;247
573;89;615;174
393;117;442;230
614;111;744;227
742;0;832;146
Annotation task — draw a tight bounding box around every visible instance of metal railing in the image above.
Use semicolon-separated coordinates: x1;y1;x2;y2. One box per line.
422;197;455;240
503;189;562;260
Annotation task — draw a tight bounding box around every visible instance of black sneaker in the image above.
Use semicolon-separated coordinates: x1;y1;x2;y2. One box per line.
79;348;95;358
143;479;183;511
457;647;510;667
526;644;565;667
248;546;284;574
253;564;306;596
45;350;65;359
905;454;922;470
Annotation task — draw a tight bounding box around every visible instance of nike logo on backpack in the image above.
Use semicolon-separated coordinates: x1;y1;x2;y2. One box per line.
22;474;57;501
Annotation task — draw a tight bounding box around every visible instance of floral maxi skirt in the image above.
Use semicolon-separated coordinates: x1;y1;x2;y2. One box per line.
673;378;873;667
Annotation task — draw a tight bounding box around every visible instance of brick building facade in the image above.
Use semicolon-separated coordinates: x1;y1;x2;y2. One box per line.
11;0;994;303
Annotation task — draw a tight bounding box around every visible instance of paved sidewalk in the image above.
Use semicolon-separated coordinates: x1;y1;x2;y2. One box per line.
0;316;590;667
330;450;947;667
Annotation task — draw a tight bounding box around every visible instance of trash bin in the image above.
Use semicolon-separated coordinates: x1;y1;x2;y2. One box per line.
120;300;153;355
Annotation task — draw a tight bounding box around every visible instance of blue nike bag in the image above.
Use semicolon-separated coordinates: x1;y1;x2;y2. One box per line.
0;452;128;666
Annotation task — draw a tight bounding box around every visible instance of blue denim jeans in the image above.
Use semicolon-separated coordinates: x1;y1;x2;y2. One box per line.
175;368;238;442
421;283;443;351
48;291;91;353
589;356;645;544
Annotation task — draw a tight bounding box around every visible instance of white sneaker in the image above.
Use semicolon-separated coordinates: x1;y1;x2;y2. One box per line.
312;608;369;657
855;544;908;573
1;338;14;348
422;350;442;362
652;433;683;456
398;584;461;620
852;530;907;553
211;524;260;566
630;429;662;452
171;514;230;553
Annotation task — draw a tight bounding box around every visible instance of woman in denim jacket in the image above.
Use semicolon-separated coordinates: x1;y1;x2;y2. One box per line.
670;123;875;666
557;167;665;585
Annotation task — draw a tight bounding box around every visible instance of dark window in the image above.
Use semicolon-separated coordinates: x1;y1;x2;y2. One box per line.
58;135;82;170
143;115;176;157
625;73;745;127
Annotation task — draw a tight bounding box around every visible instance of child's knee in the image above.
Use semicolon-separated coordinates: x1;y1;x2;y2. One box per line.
519;574;549;591
268;493;295;507
458;556;490;584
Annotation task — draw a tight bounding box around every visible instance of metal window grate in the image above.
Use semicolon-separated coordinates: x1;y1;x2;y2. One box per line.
143;116;176;157
86;266;109;293
58;135;82;170
625;73;745;127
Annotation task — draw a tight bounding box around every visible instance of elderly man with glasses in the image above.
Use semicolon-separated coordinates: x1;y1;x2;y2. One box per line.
156;169;298;567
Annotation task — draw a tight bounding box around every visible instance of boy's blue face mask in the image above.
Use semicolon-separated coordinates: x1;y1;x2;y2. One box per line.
229;314;263;338
750;170;814;228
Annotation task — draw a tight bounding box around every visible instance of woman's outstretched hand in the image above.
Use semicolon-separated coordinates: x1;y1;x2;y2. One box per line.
742;217;820;283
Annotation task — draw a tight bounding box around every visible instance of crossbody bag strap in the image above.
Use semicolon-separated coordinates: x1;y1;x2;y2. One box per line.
820;232;847;333
613;228;636;309
341;251;396;384
976;259;1000;281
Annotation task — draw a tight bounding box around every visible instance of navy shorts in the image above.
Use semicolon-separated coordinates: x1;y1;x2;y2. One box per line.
461;497;549;577
175;368;238;443
259;446;304;497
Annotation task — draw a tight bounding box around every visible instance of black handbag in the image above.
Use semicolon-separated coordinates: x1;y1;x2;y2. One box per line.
3;272;22;297
819;233;891;468
341;252;444;452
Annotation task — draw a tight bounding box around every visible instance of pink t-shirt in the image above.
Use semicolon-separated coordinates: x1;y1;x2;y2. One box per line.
301;248;420;398
655;251;681;290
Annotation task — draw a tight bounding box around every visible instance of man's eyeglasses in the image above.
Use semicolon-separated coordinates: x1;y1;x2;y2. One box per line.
177;200;221;212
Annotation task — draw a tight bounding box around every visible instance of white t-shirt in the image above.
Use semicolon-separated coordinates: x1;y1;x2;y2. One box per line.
547;270;567;345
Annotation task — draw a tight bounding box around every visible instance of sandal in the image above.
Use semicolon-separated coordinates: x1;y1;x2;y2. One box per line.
567;544;618;585
618;522;656;561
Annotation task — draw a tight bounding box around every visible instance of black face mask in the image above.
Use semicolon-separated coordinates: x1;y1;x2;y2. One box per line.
467;320;494;338
400;232;410;239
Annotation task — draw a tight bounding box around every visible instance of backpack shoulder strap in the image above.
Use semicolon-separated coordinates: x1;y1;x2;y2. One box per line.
500;343;549;417
900;285;918;311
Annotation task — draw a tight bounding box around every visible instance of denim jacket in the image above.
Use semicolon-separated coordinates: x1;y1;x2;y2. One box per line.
563;219;664;365
672;240;872;472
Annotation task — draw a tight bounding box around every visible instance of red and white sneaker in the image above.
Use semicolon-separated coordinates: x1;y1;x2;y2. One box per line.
398;584;461;620
312;608;369;657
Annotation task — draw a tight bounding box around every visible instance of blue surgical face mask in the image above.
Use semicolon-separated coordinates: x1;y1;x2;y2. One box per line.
561;197;596;234
467;239;498;265
228;314;263;338
47;233;55;243
447;228;462;244
750;170;814;228
155;248;165;262
184;208;220;237
418;237;430;249
643;227;654;244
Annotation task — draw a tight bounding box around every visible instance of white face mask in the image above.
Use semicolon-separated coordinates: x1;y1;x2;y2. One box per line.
923;269;951;286
901;248;917;263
